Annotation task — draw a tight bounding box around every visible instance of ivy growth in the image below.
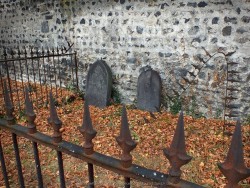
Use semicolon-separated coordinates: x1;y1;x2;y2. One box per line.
169;96;182;115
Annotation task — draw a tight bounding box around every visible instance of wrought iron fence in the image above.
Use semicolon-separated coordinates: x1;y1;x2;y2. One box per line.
0;46;78;112
0;82;249;188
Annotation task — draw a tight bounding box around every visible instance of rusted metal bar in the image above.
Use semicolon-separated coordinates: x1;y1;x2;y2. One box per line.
163;111;192;185
3;81;25;187
17;48;25;98
124;177;130;188
116;105;137;168
57;47;62;97
47;49;53;92
0;119;203;188
30;48;39;107
42;48;49;105
0;68;4;96
116;105;137;188
70;54;75;88
12;133;25;188
11;49;21;111
24;86;44;187
79;100;97;187
79;100;97;155
36;49;44;104
57;151;66;188
218;119;250;188
48;92;65;188
52;48;58;97
0;52;76;63
0;139;10;188
88;163;94;188
24;48;31;88
74;51;79;90
3;81;15;125
32;142;44;188
4;48;13;103
25;87;36;134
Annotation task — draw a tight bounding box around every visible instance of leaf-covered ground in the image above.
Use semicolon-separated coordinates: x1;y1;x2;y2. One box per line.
0;82;249;187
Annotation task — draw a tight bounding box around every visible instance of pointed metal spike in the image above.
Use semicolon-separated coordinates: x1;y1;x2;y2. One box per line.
3;81;15;125
120;105;135;143
48;92;62;143
163;111;192;184
218;119;250;188
79;100;97;155
116;105;137;168
24;87;36;134
25;87;34;116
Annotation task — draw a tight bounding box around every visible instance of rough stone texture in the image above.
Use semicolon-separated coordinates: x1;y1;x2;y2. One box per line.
85;60;112;108
137;67;162;112
0;0;249;118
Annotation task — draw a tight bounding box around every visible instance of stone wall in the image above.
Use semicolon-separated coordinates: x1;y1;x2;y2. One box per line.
0;0;249;118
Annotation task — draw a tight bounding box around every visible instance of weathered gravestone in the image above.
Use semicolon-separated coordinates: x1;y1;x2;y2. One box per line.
85;60;112;108
137;67;162;112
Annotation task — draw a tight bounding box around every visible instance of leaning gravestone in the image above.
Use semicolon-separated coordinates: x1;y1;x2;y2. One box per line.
137;68;162;112
85;60;112;108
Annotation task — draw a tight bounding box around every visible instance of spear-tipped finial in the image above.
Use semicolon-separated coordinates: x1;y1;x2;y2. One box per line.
163;111;192;184
3;81;15;125
48;92;62;143
24;87;36;134
218;119;250;188
116;105;137;168
79;100;97;155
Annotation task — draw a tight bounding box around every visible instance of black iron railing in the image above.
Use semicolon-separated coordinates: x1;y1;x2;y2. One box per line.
0;46;78;112
0;82;249;187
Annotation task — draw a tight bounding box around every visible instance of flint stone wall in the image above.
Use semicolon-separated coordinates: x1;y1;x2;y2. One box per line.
0;0;249;118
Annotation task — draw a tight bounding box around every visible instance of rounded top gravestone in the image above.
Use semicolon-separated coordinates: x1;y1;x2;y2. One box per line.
137;68;162;112
85;60;112;108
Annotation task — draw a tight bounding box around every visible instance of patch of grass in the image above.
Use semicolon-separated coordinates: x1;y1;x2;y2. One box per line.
111;86;121;104
244;114;250;125
215;108;223;119
186;96;204;119
169;96;182;115
131;130;140;142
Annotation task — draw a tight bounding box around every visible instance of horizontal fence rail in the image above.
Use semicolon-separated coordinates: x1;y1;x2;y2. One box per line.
0;83;249;187
0;46;78;112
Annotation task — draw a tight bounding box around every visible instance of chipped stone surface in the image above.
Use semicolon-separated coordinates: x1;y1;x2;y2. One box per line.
0;0;249;118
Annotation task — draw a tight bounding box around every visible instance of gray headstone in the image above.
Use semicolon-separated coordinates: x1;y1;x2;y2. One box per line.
137;68;162;112
85;60;112;108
